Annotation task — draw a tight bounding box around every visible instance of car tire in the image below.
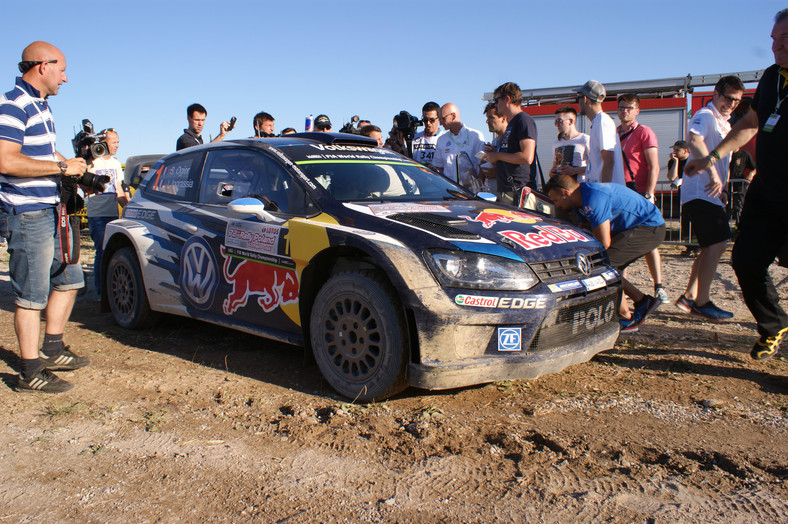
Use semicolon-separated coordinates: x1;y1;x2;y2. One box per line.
106;247;158;329
310;270;409;401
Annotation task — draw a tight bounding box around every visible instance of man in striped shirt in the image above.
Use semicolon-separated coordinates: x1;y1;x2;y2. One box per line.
0;41;89;393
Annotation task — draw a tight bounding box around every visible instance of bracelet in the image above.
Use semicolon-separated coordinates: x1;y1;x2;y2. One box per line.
709;149;721;163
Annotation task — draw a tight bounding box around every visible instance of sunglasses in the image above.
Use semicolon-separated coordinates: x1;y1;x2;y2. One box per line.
423;117;438;124
18;60;58;74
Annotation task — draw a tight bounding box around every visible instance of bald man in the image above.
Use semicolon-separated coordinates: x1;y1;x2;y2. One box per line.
432;103;486;188
0;41;90;393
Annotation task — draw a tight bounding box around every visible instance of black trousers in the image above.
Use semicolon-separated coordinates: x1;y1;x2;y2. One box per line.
731;190;788;337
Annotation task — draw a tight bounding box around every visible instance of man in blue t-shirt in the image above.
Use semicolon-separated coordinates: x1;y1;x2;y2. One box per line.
546;174;665;333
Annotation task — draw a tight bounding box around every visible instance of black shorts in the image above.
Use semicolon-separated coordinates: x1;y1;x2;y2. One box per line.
607;224;665;270
682;199;731;247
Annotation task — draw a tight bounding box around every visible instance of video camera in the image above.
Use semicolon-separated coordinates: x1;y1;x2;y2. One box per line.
394;110;422;141
339;115;361;135
70;119;111;192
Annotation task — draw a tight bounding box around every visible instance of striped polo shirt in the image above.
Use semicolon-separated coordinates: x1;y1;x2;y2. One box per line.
0;77;59;213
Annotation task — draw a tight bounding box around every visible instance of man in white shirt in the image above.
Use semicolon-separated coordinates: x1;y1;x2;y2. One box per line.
433;103;485;188
411;101;443;167
86;129;129;299
574;80;625;185
550;106;589;180
675;76;745;321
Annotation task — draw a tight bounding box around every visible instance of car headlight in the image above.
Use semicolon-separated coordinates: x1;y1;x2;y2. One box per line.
424;250;538;291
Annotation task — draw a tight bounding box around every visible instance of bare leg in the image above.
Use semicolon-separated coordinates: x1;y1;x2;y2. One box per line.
646;248;662;287
693;241;727;305
44;289;78;337
15;307;42;360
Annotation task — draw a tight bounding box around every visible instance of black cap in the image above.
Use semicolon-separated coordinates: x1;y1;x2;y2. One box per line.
315;114;331;129
670;140;689;149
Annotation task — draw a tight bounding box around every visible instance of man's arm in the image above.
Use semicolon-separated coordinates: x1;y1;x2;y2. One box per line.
485;137;535;166
599;149;615;183
685;109;759;176
0;140;86;177
210;121;231;143
643;146;660;196
666;156;679;182
591;220;612;249
686;132;723;198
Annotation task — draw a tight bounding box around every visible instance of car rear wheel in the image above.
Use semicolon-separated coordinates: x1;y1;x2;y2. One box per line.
106;247;158;329
310;270;409;401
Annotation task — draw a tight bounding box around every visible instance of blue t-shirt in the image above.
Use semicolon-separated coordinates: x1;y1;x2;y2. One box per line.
578;182;664;234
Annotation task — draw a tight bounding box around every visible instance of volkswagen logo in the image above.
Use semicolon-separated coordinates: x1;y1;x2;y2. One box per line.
575;253;591;275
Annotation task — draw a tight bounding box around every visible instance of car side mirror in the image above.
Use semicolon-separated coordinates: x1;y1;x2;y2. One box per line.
227;197;285;223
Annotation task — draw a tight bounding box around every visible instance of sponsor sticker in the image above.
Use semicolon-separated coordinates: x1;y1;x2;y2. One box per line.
459;209;542;229
602;269;619;281
124;208;159;221
455;295;548;309
367;203;449;216
225;220;281;255
220;246;299;314
582;275;606;291
497;328;522;352
548;280;583;293
499;225;591;251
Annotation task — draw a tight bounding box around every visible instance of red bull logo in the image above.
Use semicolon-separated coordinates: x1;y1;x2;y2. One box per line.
220;246;299;314
460;209;541;229
500;225;591;251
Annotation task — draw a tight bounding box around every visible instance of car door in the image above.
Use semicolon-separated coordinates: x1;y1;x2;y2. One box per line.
182;147;314;337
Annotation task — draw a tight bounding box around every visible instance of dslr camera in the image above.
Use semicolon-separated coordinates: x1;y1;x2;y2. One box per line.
339;115;361;135
70;119;111;193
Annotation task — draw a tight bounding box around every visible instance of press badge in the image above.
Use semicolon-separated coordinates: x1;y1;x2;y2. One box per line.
763;113;780;133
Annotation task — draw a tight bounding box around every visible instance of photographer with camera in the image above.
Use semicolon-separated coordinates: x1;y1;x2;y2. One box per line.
176;103;234;151
0;41;90;394
85;128;128;300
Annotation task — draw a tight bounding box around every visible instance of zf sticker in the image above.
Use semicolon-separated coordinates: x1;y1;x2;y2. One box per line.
498;328;522;352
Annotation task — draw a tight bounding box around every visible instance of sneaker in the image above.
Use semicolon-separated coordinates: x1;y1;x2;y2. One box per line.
751;327;788;360
633;295;660;323
39;346;90;371
17;368;73;394
690;301;734;321
675;295;694;313
655;287;669;304
620;317;639;333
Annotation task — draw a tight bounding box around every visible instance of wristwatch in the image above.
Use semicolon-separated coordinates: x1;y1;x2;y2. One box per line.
57;161;68;175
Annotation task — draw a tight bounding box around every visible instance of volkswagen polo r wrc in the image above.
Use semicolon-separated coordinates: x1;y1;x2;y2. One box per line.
101;133;622;401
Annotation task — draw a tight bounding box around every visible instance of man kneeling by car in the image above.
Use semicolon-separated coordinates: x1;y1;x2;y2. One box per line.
545;174;665;333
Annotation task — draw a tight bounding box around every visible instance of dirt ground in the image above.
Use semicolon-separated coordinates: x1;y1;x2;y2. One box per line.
0;240;785;523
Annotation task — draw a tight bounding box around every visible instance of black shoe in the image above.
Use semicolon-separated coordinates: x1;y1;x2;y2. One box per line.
17;368;73;394
39;346;90;371
751;327;788;360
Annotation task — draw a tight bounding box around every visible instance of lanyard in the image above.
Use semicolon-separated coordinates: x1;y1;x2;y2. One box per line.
775;69;788;112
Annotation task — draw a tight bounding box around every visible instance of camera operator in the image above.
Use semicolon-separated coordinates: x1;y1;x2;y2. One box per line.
252;111;276;137
85;129;128;300
0;41;89;394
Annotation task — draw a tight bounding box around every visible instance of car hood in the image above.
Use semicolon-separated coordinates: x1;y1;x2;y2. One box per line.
340;200;601;262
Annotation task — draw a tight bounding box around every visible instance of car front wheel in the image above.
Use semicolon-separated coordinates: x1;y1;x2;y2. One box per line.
106;247;158;329
310;270;409;401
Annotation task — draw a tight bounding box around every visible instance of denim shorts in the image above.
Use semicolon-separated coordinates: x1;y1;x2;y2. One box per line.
0;207;84;309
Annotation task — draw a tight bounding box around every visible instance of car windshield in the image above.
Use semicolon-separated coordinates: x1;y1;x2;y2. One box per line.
297;160;473;202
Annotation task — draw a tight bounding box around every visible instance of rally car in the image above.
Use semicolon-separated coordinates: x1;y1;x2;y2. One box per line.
101;133;621;401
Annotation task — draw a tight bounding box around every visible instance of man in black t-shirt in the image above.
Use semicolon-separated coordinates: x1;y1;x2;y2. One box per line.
685;9;788;360
483;82;538;200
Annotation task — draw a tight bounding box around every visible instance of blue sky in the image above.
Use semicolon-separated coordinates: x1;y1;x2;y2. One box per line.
1;0;782;163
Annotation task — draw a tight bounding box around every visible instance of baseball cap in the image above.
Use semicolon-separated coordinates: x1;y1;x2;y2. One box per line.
315;114;331;129
574;80;606;103
671;140;689;149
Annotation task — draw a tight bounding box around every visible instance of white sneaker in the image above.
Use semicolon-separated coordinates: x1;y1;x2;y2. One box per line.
655;287;669;304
